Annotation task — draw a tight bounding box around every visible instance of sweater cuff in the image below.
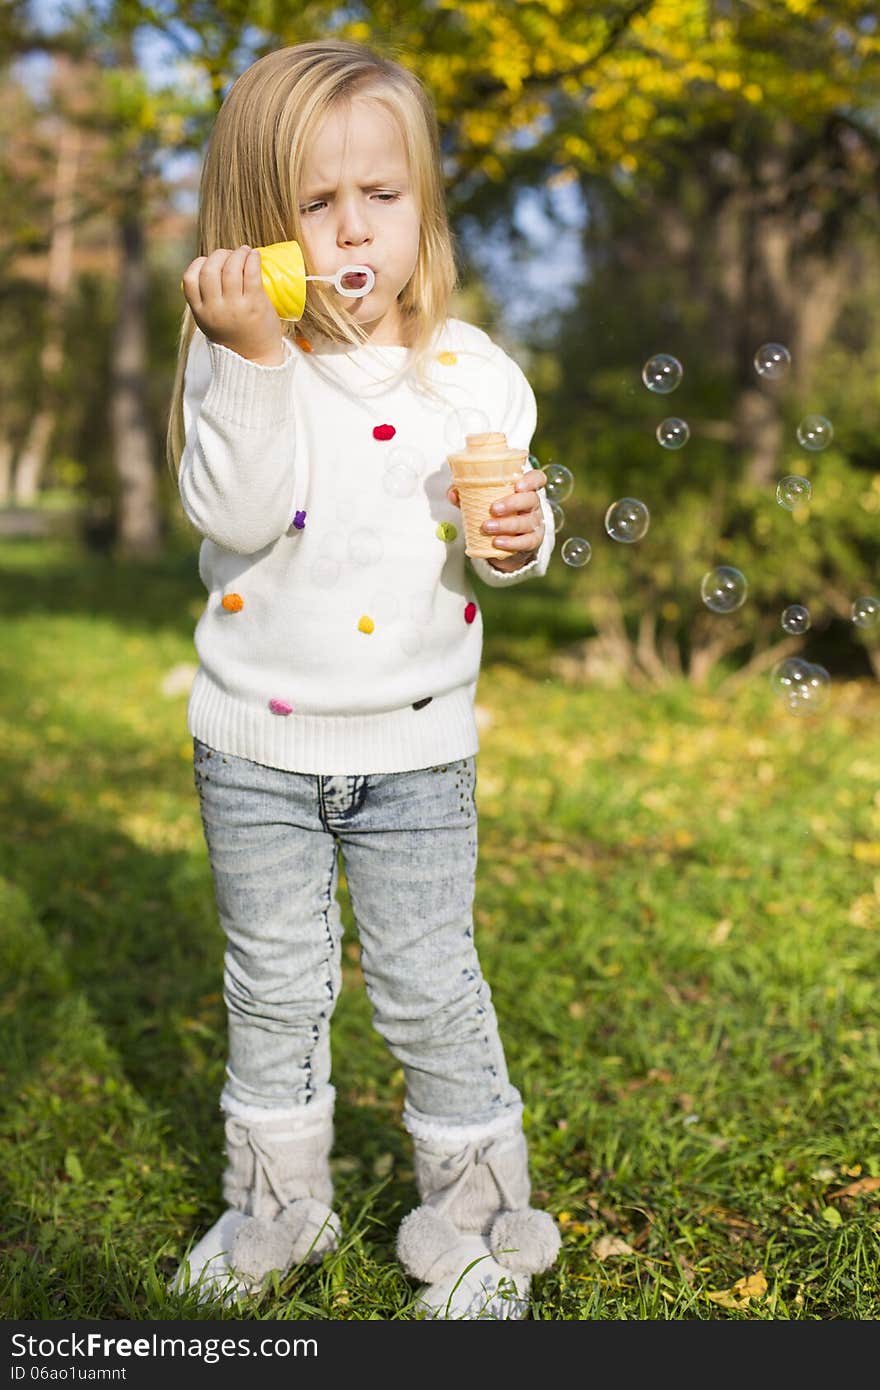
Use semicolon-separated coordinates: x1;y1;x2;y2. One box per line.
470;552;542;586
202;337;296;430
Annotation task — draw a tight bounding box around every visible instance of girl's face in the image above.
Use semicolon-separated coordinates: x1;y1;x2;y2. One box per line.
297;97;421;345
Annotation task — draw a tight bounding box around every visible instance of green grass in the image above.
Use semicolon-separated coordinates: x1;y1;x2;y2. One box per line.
1;537;879;1320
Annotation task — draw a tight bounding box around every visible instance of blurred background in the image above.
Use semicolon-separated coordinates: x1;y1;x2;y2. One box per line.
2;0;878;691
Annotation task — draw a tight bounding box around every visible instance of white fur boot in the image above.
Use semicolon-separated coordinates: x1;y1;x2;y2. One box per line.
171;1086;341;1305
396;1106;560;1320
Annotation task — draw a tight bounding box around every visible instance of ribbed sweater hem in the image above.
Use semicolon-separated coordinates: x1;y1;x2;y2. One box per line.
187;670;480;775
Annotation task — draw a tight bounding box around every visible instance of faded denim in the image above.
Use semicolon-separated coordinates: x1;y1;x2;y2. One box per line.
192;738;523;1125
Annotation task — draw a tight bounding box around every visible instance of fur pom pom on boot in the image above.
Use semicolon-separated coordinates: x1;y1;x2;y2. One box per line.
171;1086;340;1305
396;1106;561;1320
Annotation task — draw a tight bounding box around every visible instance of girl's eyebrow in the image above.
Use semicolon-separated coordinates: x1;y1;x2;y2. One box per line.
301;175;408;197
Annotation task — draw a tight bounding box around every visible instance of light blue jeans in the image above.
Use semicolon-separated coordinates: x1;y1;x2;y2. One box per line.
192;738;523;1127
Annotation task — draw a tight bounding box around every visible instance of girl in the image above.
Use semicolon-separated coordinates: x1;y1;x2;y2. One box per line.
165;38;560;1320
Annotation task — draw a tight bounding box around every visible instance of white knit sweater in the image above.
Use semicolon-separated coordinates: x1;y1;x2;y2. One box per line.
178;315;555;774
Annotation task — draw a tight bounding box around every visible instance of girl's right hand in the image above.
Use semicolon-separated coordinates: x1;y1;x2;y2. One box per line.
181;246;285;366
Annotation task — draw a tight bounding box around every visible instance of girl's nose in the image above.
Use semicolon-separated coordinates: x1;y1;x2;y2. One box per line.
336;195;371;246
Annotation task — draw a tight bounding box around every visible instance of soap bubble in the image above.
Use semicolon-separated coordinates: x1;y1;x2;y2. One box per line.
544;463;574;502
852;596;880;630
771;657;831;715
656;417;690;450
776;475;812;510
754;343;791;379
642;354;683;394
368;590;400;624
348;528;383;566
409;592;433;624
444;407;491;448
383;462;418;498
796;415;833;451
805;663;831;711
311;557;341;589
770;656;812;695
605;497;650;543
701;565;748;613
561;537;591;568
549;501;565;534
781;604;811;635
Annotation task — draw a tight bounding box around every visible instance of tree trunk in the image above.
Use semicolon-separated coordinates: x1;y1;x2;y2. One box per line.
110;198;161;558
0;438;13;504
13;115;80;504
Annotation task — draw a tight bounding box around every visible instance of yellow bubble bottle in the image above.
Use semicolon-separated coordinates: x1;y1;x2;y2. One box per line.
256;241;376;320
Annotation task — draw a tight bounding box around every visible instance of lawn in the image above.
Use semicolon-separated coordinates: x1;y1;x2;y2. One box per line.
1;536;878;1320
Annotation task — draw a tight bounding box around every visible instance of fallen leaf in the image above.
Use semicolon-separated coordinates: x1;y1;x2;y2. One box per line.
592;1235;634;1259
709;918;732;945
828;1176;880;1199
706;1269;767;1308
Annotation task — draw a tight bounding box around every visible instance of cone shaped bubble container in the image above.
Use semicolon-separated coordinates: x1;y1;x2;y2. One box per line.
256;240;307;321
446;431;527;558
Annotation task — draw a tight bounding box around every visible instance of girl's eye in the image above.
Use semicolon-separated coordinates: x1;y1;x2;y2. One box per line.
300;192;400;214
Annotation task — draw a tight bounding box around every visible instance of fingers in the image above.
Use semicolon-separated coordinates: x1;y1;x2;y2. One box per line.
181;246;253;310
482;485;545;550
446;477;546;549
243;246;263;293
181;255;207;311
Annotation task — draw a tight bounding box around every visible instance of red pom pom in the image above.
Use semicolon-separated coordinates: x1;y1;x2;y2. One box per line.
372;423;396;441
464;602;477;624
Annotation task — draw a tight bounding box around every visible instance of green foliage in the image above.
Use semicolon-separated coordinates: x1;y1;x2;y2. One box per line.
1;538;878;1320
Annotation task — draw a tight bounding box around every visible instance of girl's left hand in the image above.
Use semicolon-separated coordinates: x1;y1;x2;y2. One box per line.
446;469;548;571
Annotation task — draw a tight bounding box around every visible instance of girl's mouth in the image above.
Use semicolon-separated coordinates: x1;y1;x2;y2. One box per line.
341;270;370;291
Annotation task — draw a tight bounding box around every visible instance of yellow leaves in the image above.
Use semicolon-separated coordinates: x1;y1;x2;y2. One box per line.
562;134;592;160
848;890;879;928
556;1211;594;1237
707;1269;767;1309
460;112;499;146
852;842;880;863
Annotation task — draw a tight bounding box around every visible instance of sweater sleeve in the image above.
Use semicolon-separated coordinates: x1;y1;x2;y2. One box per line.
177;330;299;554
468;345;556;588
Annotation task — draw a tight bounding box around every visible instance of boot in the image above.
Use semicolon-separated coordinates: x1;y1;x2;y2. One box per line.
171;1086;341;1305
396;1105;560;1320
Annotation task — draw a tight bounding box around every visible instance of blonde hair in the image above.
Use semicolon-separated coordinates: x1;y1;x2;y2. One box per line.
165;39;460;476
